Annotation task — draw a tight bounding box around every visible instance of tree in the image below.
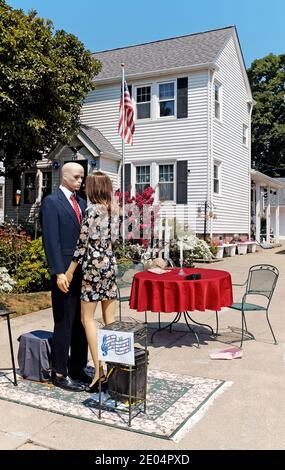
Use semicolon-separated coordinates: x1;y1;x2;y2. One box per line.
0;0;101;172
247;53;285;176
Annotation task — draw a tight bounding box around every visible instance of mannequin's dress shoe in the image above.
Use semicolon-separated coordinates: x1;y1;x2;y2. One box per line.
69;370;92;385
53;375;85;392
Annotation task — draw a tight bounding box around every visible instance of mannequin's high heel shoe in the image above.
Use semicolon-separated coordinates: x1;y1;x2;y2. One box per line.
85;377;108;393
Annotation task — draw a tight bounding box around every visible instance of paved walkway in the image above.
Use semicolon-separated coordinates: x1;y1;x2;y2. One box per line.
1;245;285;450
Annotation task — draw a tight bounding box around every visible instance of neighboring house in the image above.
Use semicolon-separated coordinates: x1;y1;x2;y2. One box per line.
251;170;285;243
5;26;253;240
4;125;120;225
81;26;253;239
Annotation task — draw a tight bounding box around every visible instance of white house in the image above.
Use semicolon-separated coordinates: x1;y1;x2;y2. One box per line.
81;26;253;240
5;26;253;240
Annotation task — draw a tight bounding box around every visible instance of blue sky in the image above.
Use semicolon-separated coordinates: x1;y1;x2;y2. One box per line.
8;0;285;67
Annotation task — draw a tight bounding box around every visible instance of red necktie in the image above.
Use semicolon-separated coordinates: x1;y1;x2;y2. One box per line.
70;194;81;224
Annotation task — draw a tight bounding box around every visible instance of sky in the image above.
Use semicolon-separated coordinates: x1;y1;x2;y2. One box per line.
7;0;285;67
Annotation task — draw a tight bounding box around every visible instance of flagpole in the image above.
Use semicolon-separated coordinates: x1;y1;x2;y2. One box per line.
121;63;125;250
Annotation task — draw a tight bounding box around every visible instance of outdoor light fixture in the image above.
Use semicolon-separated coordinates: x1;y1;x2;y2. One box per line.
90;160;97;168
15;189;21;206
52;161;61;170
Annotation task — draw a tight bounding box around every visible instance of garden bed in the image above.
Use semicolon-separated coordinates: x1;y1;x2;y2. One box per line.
0;291;51;317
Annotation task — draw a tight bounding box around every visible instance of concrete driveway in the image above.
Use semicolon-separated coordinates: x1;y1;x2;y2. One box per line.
0;244;285;450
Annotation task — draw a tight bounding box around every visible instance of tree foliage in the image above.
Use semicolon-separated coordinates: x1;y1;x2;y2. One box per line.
0;0;101;172
248;53;285;176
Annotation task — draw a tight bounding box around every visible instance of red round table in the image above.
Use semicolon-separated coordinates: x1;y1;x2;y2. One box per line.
129;267;233;344
130;267;233;312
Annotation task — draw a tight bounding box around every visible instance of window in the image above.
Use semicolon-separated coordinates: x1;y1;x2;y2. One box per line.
24;172;36;204
135;166;150;194
136;86;151;119
213;161;221;195
214;83;222;120
159;82;175;117
243;124;248;147
0;186;3;210
159;164;174;201
42;171;52;199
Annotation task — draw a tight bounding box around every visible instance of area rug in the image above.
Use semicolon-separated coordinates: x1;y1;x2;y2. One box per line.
0;370;232;442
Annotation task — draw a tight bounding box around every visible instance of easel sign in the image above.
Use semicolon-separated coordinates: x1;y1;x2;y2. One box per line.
98;329;135;365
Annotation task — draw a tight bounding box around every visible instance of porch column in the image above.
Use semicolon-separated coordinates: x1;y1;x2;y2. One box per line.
275;189;280;242
255;183;261;242
266;185;271;243
36;169;43;203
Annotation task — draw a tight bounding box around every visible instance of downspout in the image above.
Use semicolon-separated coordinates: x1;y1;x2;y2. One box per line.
248;101;254;239
208;68;216;239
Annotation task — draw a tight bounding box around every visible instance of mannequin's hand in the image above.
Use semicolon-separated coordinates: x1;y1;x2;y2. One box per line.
56;273;69;293
65;270;74;284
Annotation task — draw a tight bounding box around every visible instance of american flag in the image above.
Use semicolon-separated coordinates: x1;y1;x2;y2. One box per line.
118;80;135;145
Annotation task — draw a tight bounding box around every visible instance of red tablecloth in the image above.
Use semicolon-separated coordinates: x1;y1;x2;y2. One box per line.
129;268;233;313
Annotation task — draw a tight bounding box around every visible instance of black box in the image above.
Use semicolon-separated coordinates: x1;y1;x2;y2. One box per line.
107;348;148;402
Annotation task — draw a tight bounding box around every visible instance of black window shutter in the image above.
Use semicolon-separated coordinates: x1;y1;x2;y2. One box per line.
177;77;188;119
128;84;132;97
176;161;188;204
121;163;131;193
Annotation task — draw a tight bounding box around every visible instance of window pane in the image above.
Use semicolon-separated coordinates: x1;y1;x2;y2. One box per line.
24;173;36;204
137;102;150;119
214;165;218;179
136;183;150;194
215;84;219;101
160;100;174;117
136;166;150;183
159;165;174;182
159;83;174;100
159;183;173;201
214;179;219;194
215;101;220;119
137;86;151;103
42;171;52;199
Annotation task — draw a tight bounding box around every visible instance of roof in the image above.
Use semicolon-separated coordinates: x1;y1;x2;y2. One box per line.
80;125;120;157
251;170;285;189
93;27;233;82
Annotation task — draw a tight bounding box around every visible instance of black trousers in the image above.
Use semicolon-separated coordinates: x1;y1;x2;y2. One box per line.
51;269;88;376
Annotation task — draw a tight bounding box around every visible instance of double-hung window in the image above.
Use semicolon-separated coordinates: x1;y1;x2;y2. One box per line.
213;161;221;195
159;82;175;117
214;83;222;120
136;86;151;119
242;124;248;147
24;172;36;204
135;166;151;194
159;164;174;201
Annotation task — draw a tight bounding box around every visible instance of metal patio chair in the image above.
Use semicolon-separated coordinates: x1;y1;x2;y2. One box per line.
216;264;279;348
0;306;18;385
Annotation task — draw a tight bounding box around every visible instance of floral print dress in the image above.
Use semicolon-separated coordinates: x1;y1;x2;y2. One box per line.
72;204;119;302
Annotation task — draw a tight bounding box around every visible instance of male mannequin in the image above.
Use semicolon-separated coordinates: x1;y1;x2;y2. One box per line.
40;162;89;391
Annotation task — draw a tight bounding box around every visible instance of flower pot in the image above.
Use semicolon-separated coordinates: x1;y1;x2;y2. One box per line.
215;246;224;259
237;243;248;255
224;244;236;257
247;242;257;253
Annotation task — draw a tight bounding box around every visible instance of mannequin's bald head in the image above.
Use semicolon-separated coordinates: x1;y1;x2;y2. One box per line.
61;162;84;192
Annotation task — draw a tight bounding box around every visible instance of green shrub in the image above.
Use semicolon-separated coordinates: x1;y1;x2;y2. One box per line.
16;237;50;292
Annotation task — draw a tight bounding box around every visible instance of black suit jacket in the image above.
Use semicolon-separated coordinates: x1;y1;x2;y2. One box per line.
40;189;87;275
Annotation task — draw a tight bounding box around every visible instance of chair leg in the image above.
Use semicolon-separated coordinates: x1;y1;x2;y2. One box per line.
158;312;161;329
119;301;122;321
144;311;148;324
240;310;246;349
266;309;277;345
6;314;17;386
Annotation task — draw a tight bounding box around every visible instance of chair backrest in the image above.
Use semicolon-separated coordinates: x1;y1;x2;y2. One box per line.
246;264;279;300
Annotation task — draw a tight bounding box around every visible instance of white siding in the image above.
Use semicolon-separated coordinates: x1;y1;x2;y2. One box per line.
211;36;251;236
100;158;119;189
81;71;209;234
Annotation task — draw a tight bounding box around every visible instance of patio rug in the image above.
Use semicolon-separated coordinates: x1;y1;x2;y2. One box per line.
0;369;232;442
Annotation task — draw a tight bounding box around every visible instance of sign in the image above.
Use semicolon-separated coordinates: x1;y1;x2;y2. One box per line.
98;329;135;365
